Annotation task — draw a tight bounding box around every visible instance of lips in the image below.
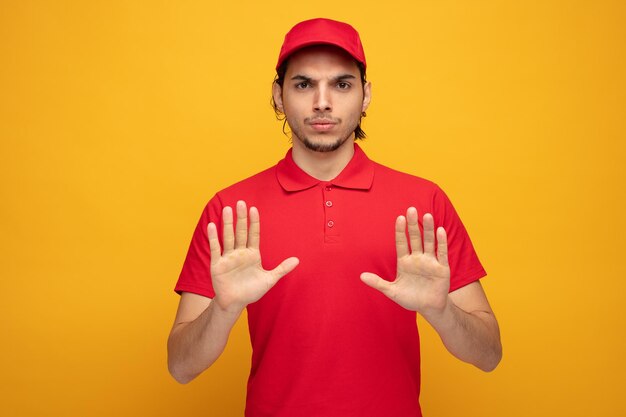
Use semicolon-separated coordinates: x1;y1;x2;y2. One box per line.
308;119;337;132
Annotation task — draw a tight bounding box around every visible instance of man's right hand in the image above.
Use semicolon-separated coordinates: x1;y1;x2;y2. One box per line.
208;200;299;314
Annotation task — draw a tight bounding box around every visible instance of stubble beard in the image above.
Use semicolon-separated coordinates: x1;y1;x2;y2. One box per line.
288;117;357;153
300;134;351;153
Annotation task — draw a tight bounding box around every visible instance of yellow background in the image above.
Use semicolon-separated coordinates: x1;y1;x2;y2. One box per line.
1;1;624;416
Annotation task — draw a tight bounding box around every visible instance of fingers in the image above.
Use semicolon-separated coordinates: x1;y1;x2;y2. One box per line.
248;206;260;249
207;222;222;261
360;272;392;296
422;213;436;256
222;201;258;252
406;207;422;253
269;257;300;283
222;206;235;253
436;226;449;267
395;215;409;258
235;201;248;249
402;209;440;257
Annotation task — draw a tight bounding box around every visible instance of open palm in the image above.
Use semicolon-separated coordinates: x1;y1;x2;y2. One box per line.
208;201;299;313
361;208;450;316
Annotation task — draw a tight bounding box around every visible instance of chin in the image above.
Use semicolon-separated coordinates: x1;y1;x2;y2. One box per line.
301;135;352;153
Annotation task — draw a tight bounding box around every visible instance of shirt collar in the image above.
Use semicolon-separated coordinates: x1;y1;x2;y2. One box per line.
276;143;375;192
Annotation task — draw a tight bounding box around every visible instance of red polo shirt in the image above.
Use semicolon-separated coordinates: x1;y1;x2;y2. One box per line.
176;143;486;417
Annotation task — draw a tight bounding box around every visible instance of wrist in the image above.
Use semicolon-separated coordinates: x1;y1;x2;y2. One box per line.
212;295;245;318
420;296;455;331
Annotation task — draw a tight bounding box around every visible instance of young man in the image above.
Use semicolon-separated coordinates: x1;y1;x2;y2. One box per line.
168;18;501;417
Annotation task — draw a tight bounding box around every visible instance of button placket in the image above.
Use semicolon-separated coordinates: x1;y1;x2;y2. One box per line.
322;183;339;239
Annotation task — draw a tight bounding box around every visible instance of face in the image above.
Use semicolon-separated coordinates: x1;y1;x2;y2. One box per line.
273;45;371;153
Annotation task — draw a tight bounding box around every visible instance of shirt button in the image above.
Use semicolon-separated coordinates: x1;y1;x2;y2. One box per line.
325;200;333;207
327;220;334;228
325;186;332;191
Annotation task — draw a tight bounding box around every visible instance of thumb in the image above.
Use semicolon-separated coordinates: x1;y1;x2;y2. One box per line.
360;272;392;296
269;257;300;283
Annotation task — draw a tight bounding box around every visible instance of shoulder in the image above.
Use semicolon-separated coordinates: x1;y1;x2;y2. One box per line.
219;165;277;194
370;159;442;196
207;163;281;210
196;164;278;222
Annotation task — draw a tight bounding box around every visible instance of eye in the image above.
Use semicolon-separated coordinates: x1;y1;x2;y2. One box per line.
337;82;351;90
295;81;310;89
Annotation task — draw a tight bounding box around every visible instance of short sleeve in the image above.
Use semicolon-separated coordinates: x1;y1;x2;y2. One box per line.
432;186;487;292
174;195;224;298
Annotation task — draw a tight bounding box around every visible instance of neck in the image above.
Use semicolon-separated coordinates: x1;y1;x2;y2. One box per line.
291;139;355;181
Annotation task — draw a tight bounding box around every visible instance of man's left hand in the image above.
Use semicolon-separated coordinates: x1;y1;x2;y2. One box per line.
360;208;451;319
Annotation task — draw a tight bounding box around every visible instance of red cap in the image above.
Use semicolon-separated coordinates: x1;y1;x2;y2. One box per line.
276;18;366;70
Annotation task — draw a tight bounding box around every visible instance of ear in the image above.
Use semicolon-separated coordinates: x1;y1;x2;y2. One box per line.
272;82;284;112
361;81;372;112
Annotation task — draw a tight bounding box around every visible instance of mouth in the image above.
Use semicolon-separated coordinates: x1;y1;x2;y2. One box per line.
308;119;338;132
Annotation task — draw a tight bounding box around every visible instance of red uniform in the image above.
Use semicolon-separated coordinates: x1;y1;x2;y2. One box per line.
176;143;486;417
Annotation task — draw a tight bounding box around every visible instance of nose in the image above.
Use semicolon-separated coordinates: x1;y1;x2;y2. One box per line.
313;84;332;112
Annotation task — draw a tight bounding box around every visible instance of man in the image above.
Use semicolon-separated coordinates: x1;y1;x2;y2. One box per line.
168;18;501;417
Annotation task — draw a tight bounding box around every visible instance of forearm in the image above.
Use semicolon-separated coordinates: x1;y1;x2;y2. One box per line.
423;297;502;372
167;301;242;384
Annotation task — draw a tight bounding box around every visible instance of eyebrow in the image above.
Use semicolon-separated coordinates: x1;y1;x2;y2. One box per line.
290;73;357;82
